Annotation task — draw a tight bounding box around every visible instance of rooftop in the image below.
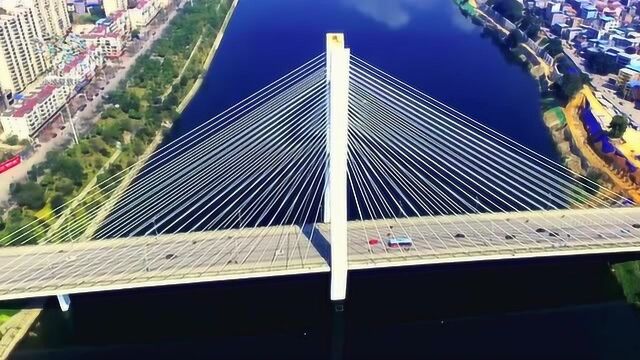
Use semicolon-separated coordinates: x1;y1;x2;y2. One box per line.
5;85;58;118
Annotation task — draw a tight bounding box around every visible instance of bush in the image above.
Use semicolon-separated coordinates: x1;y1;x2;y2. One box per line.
51;194;66;215
55;177;76;196
5;135;18;146
609;115;628;138
490;0;523;22
545;38;563;57
11;181;46;210
505;29;524;49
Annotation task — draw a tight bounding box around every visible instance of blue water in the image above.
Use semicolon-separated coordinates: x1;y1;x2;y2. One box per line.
170;0;556;159
11;0;640;358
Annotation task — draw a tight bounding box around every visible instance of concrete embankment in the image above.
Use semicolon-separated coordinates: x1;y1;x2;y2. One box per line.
0;301;43;360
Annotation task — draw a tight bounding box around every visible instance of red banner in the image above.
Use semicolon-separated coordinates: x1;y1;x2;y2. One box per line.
0;155;21;174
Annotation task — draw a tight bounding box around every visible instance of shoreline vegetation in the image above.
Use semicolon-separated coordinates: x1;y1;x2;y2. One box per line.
454;0;640;306
0;0;235;247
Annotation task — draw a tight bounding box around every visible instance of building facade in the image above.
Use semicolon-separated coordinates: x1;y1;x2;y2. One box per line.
103;0;127;16
0;84;70;139
46;45;104;92
79;27;126;58
21;0;71;40
127;0;160;29
0;6;50;105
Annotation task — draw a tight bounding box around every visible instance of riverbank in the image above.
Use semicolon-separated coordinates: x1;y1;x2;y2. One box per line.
455;0;640;306
81;0;238;239
456;1;637;196
0;301;43;360
177;0;238;114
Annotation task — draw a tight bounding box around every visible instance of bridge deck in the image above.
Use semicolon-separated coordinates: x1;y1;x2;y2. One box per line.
0;208;639;301
0;226;330;301
320;207;640;270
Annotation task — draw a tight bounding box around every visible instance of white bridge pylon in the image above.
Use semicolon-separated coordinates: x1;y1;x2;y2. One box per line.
325;33;350;305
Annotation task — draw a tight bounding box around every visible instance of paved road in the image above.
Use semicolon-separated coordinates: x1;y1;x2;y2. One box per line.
0;207;639;300
320;207;640;269
0;226;329;300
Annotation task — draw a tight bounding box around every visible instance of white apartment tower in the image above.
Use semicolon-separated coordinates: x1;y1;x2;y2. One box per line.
103;0;127;16
23;0;70;40
0;5;49;103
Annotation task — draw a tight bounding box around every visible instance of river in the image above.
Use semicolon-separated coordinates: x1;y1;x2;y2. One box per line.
11;0;640;358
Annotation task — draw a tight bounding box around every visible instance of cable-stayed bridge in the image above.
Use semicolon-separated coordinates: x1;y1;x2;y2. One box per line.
1;34;639;311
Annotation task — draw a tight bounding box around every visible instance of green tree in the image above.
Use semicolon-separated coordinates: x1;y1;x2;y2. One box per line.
491;0;523;22
55;177;76;196
558;73;583;99
90;137;110;156
52;157;85;185
525;23;540;39
608;115;628;138
50;194;66;215
545;38;563;57
100;123;122;144
505;29;524;49
11;181;46;210
5;135;18;146
2;217;41;245
131;139;146;157
519;13;540;40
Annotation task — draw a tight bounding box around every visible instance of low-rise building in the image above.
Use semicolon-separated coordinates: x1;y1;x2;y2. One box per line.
0;84;70;140
616;52;639;67
79;27;126;58
546;0;562;18
580;25;601;39
600;15;620;32
617;62;640;87
96;9;130;37
562;26;583;40
46;46;104;92
552;22;569;36
127;0;161;29
580;5;598;20
609;34;640;49
103;0;127;17
548;11;567;26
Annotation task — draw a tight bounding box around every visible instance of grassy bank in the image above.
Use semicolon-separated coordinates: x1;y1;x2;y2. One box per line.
0;309;18;327
0;0;234;246
614;262;640;306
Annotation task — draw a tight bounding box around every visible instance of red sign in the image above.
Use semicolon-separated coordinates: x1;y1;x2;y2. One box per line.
0;155;21;174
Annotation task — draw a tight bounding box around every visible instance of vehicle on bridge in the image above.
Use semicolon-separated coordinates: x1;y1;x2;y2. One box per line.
387;236;413;248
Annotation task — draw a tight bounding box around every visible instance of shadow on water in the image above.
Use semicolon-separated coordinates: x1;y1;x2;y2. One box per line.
12;254;640;360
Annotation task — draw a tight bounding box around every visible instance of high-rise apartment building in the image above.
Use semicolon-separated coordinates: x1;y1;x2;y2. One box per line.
103;0;127;16
0;5;49;104
25;0;70;39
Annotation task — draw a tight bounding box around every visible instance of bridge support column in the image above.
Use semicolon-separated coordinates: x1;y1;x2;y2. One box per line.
57;294;71;312
325;33;350;308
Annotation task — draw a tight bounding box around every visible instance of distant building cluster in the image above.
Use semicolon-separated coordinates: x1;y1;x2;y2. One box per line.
0;0;172;141
526;0;640;100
